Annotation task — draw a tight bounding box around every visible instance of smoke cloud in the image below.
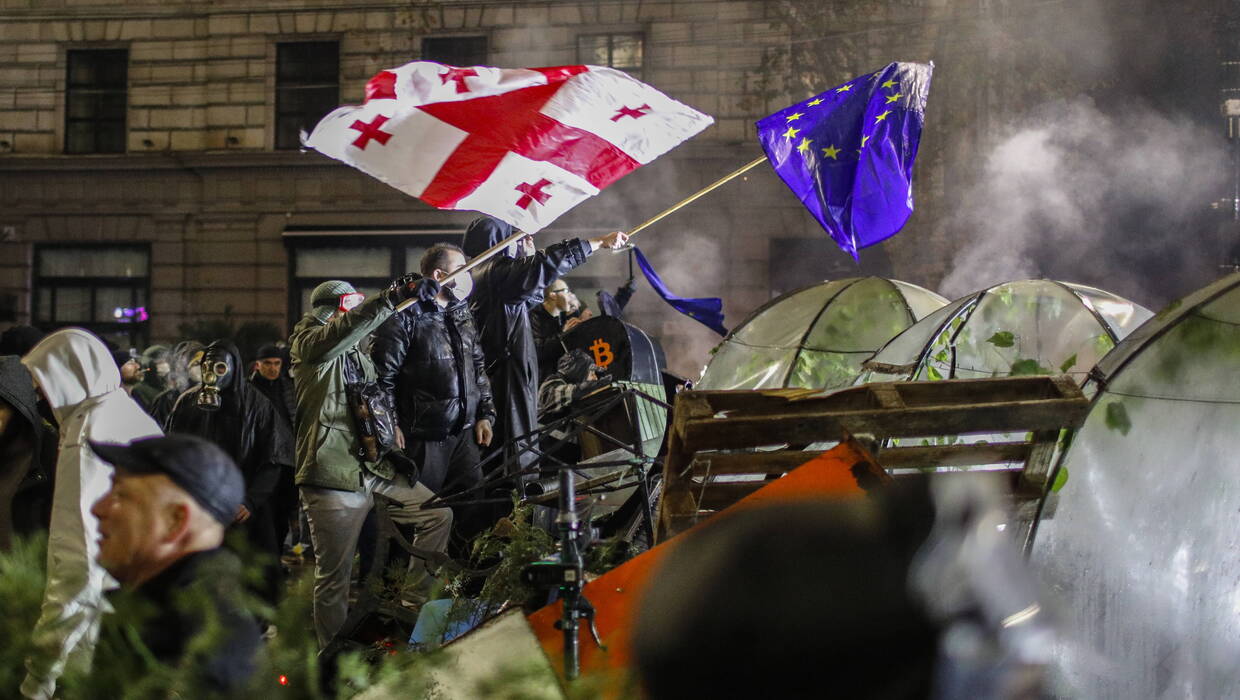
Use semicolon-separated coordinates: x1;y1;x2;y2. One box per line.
939;97;1230;304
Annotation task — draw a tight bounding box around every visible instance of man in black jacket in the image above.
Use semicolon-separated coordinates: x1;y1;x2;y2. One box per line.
372;243;496;498
461;216;627;481
87;434;260;696
166;340;294;605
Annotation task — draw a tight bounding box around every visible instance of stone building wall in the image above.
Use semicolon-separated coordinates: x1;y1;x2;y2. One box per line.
0;0;947;377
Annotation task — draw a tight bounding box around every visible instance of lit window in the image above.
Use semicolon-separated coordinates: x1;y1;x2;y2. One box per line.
34;244;150;349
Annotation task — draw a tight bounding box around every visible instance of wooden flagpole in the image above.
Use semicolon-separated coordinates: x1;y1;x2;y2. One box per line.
625;155;767;239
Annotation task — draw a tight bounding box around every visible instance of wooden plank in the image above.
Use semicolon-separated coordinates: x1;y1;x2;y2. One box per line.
671;393;713;439
871;384;906;409
877;442;1033;469
1017;429;1063;495
654;428;697;542
880;376;1069;406
688;450;828;476
680;397;1090;452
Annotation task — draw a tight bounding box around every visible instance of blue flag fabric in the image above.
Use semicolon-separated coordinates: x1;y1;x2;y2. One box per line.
756;62;933;259
632;246;727;336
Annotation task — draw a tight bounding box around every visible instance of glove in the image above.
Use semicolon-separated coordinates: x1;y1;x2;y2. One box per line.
386;274;441;306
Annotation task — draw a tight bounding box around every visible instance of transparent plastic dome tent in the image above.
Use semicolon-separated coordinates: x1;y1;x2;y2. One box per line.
858;279;1152;385
696;277;948;391
1029;273;1240;698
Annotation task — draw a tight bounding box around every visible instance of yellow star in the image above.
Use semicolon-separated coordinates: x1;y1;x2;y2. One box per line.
835;83;852;93
861;134;870;148
885;92;903;104
821;144;840;159
875;110;891;122
796;137;812;153
807;98;824;106
782;125;800;140
785;112;804;122
881;79;898;89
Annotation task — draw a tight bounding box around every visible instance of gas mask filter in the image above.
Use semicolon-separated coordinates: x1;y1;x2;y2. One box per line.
195;350;234;411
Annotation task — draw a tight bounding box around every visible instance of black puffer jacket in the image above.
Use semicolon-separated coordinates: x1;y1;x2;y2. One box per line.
372;294;496;441
462;216;592;474
165;341;293;512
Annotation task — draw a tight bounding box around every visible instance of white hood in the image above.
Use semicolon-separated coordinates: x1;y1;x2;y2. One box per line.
22;328;122;424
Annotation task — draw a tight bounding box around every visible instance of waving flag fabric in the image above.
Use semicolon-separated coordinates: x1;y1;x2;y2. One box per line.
304;61;714;233
633;246;727;336
756;62;933;259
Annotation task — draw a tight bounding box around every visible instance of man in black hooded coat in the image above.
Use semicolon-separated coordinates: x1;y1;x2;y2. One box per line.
460;216;627;481
0;356;57;550
165;340;294;604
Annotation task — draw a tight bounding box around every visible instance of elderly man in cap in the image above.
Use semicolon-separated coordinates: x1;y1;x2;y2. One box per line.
87;434;261;695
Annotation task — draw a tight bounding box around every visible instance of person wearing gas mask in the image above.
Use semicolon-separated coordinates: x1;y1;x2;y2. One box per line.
290;275;453;649
461;216;628;485
19;329;162;700
147;340;205;427
372;244;494;536
165;340;294;607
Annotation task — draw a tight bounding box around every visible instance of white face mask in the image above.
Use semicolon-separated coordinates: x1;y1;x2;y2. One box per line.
448;269;474;302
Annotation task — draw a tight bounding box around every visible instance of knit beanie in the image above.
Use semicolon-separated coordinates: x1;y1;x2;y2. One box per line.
310;280;356;323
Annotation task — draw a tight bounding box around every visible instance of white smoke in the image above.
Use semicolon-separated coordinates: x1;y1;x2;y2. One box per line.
939;96;1230;302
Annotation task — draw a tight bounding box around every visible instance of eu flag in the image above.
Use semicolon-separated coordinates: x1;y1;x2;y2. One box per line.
633;246;728;336
756;62;933;259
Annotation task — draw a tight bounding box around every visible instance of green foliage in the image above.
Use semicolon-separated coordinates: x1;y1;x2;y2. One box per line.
1104;401;1132;436
0;533;48;696
1050;466;1070;493
1009;359;1050;376
986;331;1015;348
1059;353;1078;374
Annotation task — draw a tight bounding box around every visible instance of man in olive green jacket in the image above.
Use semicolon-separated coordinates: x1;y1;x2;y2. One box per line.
290;276;451;648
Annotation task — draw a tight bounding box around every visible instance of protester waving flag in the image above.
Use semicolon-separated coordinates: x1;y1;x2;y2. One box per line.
304;61;713;233
756;62;933;259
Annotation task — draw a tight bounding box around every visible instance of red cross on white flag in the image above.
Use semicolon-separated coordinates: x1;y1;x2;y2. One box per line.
303;61;714;233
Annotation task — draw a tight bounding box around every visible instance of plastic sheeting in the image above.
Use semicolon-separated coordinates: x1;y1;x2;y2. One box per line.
859;280;1152;384
697;277;947;391
1029;273;1240;698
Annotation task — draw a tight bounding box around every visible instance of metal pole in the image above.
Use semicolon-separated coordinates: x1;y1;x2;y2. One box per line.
558;463;581;679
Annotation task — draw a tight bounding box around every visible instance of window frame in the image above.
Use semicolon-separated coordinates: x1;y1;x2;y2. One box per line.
64;48;129;155
576;32;645;78
274;40;341;151
421;35;489;67
32;242;151;348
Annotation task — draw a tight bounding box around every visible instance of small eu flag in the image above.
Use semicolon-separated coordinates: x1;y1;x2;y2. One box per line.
756;62;933;259
633;246;728;336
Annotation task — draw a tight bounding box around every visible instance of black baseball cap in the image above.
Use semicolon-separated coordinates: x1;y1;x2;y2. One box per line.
89;434;245;527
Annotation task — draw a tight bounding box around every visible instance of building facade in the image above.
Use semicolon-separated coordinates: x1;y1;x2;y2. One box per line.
0;0;949;377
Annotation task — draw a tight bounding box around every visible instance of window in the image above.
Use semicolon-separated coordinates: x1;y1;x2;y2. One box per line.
34;244;150;349
287;233;461;319
65;49;128;154
577;33;644;77
275;41;340;150
422;36;488;67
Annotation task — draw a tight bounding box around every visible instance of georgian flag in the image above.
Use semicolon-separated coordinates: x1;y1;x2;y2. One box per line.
303;61;714;233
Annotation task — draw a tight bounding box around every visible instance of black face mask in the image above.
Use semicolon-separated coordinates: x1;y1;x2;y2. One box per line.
196;349;235;411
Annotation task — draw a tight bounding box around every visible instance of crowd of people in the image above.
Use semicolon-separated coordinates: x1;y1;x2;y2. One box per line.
0;215;630;697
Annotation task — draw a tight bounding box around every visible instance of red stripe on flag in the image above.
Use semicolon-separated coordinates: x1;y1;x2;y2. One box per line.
365;70;397;102
417;80;640;206
531;65;591;83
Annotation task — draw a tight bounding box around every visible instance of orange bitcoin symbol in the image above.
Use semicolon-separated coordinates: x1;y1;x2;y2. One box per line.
588;338;614;368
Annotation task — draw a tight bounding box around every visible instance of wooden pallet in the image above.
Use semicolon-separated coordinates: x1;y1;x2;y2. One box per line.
655;375;1090;544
